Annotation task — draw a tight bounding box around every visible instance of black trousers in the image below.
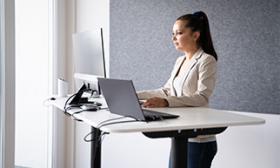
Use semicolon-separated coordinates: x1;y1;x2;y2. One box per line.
169;141;217;168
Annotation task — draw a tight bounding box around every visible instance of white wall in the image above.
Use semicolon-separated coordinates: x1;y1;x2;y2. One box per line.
15;0;51;167
75;0;110;76
213;112;280;168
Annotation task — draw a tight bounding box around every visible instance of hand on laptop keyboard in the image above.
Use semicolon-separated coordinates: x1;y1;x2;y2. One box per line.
139;100;146;105
142;97;169;108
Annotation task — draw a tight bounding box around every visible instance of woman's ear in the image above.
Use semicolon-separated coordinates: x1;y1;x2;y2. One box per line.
193;31;200;42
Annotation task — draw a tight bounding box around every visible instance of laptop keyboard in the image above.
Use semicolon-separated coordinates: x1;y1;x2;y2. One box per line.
143;109;179;121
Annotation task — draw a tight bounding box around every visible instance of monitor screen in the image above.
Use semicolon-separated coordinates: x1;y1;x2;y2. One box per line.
73;28;106;78
72;28;106;93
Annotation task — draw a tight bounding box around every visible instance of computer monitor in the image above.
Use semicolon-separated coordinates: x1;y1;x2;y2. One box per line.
72;28;106;95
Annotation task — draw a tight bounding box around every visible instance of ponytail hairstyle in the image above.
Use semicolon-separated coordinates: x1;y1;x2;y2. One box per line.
176;11;218;61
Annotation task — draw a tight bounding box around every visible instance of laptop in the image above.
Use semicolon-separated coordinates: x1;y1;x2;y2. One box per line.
97;78;179;121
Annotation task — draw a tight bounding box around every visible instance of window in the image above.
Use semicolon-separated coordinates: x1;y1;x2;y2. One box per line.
15;0;53;167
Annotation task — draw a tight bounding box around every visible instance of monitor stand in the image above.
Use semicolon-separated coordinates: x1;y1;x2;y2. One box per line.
69;85;102;107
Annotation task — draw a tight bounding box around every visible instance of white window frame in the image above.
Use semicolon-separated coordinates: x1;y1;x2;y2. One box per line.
50;0;75;167
0;0;3;165
0;0;15;168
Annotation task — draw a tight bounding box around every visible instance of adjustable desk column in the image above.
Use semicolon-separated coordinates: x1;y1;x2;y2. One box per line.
143;127;227;168
91;127;101;168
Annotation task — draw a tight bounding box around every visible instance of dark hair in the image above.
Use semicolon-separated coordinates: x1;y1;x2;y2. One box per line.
176;11;218;61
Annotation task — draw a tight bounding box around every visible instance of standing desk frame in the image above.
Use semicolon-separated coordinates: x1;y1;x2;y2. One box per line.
50;97;265;168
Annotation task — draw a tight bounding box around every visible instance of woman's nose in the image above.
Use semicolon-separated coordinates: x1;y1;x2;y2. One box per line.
172;35;176;41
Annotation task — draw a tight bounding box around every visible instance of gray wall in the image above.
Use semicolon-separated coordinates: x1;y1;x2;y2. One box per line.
110;0;280;114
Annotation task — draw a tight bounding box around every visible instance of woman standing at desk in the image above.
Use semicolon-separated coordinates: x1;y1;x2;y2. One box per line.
137;11;218;168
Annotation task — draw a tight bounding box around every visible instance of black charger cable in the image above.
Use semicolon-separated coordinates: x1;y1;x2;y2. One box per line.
83;116;128;142
97;119;141;129
83;116;142;165
83;116;141;143
63;89;99;121
96;116;129;128
84;130;109;143
63;93;86;121
64;93;78;112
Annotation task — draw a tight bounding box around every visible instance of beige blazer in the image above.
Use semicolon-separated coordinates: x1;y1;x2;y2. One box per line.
137;48;217;107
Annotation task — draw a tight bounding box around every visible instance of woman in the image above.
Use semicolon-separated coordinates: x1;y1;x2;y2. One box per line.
137;11;218;168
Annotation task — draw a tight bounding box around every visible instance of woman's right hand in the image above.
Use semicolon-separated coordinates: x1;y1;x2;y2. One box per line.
143;97;169;108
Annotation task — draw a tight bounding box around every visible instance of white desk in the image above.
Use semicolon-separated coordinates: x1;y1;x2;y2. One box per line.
50;96;265;168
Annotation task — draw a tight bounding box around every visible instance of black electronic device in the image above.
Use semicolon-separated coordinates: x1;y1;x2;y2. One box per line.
80;104;100;111
69;83;87;105
68;83;103;107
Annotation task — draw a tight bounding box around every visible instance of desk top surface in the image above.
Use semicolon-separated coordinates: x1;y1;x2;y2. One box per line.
50;96;265;133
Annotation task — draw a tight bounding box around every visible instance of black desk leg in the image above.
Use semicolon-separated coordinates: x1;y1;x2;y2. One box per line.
170;136;188;168
90;127;101;168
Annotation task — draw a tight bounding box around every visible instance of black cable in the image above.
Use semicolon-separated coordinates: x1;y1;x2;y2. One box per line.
84;130;109;143
86;119;142;161
63;88;93;110
63;101;85;121
84;129;109;164
63;95;81;121
64;93;78;112
63;89;91;115
84;130;95;142
83;116;139;142
83;117;142;165
84;120;140;162
97;119;141;129
96;116;128;128
83;117;127;142
70;109;86;121
71;109;86;116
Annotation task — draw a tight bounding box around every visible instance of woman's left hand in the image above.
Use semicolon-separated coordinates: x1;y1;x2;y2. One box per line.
143;97;169;108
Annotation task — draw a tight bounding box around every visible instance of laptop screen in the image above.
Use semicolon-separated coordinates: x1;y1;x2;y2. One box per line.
98;78;146;120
